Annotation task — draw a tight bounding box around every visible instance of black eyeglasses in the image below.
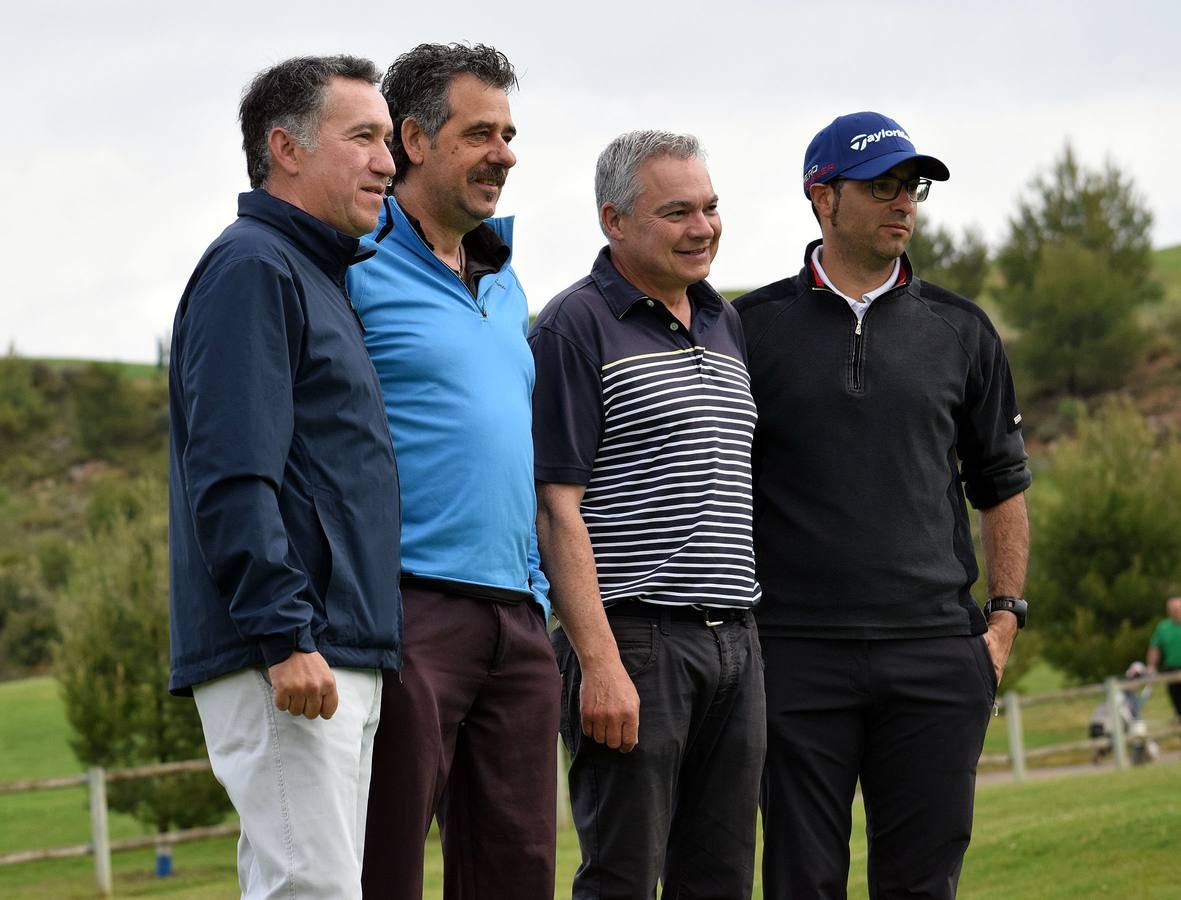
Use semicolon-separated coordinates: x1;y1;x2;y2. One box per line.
865;176;931;203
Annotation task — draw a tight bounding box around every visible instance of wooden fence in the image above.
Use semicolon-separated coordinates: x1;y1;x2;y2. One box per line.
0;758;237;896
979;669;1181;779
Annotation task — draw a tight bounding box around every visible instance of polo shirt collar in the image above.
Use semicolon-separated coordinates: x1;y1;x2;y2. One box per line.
589;246;724;324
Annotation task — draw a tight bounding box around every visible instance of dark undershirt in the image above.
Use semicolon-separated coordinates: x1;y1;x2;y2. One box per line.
402;211;509;297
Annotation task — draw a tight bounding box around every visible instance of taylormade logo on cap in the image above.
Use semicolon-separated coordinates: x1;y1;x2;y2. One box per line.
801;111;949;198
849;128;911;152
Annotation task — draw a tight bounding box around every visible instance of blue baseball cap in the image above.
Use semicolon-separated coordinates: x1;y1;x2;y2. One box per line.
802;111;950;198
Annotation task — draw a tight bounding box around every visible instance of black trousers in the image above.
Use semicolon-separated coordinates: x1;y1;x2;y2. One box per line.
761;636;996;900
554;608;766;900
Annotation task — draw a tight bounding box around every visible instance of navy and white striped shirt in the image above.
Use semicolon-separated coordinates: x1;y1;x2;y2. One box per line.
530;248;760;609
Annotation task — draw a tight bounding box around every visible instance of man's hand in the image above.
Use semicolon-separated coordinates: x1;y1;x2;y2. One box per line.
580;657;640;752
267;651;339;719
981;613;1019;688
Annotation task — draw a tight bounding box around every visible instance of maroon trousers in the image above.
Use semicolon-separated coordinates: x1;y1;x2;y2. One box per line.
362;584;560;900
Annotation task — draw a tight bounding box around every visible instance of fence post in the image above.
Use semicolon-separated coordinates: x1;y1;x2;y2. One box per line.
1003;691;1026;782
1104;677;1128;770
87;767;113;896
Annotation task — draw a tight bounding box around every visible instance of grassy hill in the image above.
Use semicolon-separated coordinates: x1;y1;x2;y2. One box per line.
1154;243;1181;301
0;358;167;676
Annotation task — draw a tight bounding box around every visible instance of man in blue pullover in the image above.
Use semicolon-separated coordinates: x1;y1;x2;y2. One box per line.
169;56;400;898
347;43;559;900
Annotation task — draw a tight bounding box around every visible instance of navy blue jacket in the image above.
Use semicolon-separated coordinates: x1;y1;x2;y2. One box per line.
168;189;402;695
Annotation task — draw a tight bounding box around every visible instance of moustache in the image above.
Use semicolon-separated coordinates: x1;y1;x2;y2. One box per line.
469;166;508;187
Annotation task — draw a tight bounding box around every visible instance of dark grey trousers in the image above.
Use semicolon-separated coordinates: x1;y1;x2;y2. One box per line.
761;635;996;900
554;607;767;900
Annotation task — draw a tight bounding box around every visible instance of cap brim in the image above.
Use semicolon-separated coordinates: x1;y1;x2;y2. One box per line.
842;151;950;182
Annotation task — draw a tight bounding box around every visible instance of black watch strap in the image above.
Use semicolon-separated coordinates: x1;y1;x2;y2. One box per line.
984;595;1027;629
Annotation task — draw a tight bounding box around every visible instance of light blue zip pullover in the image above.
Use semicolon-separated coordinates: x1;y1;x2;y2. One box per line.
347;197;549;616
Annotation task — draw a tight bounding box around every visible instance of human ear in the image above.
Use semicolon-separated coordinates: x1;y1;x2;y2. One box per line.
267;127;302;177
401;118;427;166
601;203;625;241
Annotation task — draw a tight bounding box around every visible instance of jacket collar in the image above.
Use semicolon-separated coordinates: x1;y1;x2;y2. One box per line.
801;237;913;292
238;189;374;280
589;246;724;326
374;196;512;271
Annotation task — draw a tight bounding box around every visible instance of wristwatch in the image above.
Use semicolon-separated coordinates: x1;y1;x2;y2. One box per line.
984;596;1028;629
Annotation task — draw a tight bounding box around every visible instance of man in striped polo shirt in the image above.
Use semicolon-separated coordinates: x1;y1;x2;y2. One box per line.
530;131;765;900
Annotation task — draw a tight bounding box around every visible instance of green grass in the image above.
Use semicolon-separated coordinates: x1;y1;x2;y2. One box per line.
956;763;1181;898
1154;245;1181;348
1011;657;1064;694
4;675;1181;897
0;677;74;782
1154;244;1181;286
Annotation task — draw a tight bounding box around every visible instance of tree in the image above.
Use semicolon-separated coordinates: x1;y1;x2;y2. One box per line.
907;220;990;300
995;145;1159;395
1011;239;1144;394
1028;400;1181;683
0;354;49;439
55;477;231;835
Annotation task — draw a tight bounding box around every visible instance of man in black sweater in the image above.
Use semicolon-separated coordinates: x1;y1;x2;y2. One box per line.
735;111;1031;899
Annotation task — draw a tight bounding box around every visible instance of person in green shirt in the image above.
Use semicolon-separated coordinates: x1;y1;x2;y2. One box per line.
1147;596;1181;718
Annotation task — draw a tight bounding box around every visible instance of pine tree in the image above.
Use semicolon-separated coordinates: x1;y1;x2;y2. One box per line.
55;478;231;834
995;145;1159;395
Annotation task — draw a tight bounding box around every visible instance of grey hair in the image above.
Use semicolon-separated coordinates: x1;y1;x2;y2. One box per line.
594;130;703;236
239;55;382;190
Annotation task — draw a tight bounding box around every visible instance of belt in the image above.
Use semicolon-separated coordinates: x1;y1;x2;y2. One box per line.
605;602;750;627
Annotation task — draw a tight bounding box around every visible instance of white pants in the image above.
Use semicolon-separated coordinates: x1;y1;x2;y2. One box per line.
194;666;382;899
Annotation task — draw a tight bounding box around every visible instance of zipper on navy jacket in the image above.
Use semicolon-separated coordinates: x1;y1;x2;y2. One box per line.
851;317;864;391
812;284;867;393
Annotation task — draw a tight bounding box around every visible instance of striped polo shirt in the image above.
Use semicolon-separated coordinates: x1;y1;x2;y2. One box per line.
530;247;760;609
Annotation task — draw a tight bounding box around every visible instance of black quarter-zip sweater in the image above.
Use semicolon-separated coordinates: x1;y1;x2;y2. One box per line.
734;240;1031;640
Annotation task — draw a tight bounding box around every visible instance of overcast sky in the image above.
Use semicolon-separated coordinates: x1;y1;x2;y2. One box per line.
3;1;1179;362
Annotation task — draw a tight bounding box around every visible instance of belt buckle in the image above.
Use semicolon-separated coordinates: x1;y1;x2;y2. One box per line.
695;605;724;627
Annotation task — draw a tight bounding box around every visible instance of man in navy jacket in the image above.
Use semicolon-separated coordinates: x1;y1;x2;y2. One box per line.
168;55;400;899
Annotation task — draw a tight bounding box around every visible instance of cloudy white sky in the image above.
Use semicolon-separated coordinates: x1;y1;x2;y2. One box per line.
3;1;1179;362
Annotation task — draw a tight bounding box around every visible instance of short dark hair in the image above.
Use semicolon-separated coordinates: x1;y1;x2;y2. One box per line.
380;43;517;186
239;55;381;190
